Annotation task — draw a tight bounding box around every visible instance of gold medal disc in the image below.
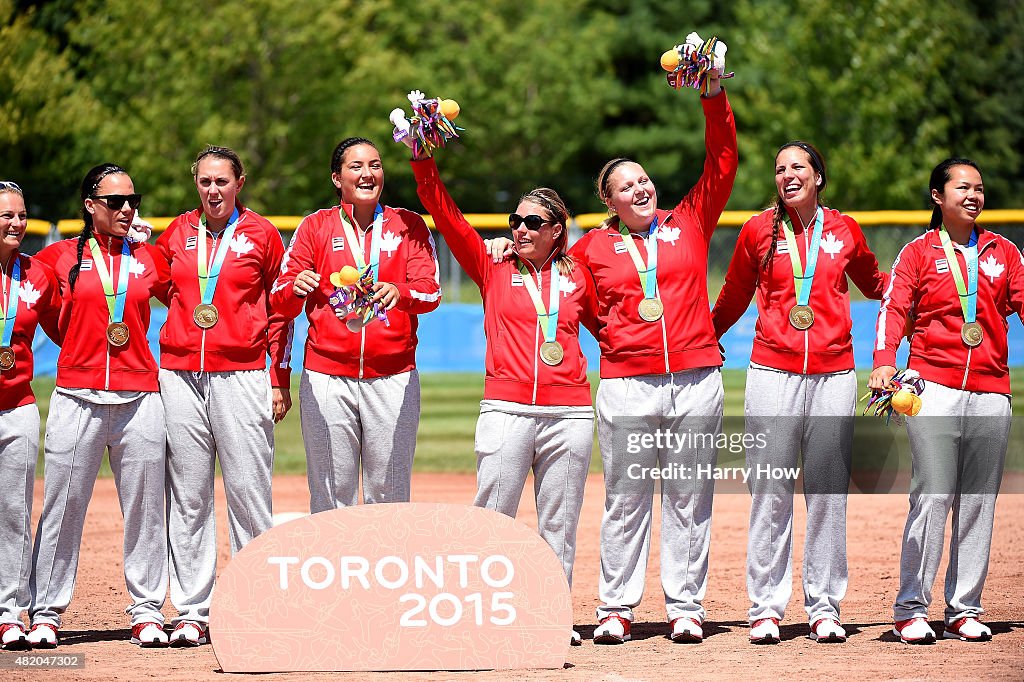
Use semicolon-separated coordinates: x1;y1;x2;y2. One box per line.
106;322;130;347
194;303;219;329
961;322;983;347
638;298;664;322
789;305;814;330
0;346;15;372
540;340;564;366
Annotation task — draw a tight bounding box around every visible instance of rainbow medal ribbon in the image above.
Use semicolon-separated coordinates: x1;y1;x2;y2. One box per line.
194;207;241;329
619;217;662;322
783;207;823;330
518;260;563;366
88;237;132;347
338;204;385;327
938;225;982;347
0;256;22;371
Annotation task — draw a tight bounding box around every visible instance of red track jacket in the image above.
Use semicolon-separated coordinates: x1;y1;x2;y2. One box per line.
0;252;61;410
712;207;888;374
270;203;441;379
155;207;292;386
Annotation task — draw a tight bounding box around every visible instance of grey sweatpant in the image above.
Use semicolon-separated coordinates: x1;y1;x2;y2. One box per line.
595;367;723;623
896;381;1010;623
300;369;419;512
160;368;275;625
0;404;39;625
473;400;593;587
744;364;855;625
30;391;167;627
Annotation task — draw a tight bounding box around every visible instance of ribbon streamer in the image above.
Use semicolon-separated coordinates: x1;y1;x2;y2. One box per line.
661;35;734;96
860;369;926;426
391;90;463;158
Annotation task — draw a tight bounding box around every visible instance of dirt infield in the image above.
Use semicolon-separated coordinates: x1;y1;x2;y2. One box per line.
5;473;1023;681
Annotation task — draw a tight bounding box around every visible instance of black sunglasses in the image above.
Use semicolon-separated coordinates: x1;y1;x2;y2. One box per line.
508;213;554;231
93;193;142;211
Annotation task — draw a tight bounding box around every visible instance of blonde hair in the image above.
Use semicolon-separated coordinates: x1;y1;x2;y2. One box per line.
0;181;24;198
594;157;634;231
518;187;575;276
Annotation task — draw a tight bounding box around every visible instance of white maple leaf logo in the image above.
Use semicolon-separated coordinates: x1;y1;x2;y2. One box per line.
128;256;146;278
229;233;255;256
980;254;1004;283
558;278;577;297
657;226;681;245
19;281;41;308
379;230;402;257
820;231;844;259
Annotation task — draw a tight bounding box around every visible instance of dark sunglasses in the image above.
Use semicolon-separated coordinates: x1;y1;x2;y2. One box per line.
508;213;554;231
93;193;142;211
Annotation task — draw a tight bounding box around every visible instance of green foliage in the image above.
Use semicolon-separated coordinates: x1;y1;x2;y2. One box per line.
2;0;1023;219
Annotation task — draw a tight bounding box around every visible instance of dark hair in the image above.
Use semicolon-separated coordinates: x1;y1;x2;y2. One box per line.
928;157;982;229
192;145;245;179
594;157;635;230
70;163;128;292
330;137;378;199
517;187;575;275
760;141;828;270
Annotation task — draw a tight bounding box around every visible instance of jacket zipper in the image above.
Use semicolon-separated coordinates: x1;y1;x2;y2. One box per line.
200;231;218;372
105;248;114;390
531;267;542;405
961;347;972;390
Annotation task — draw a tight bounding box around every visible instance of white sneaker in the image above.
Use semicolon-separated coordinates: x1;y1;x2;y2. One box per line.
670;617;703;643
570;629;581;646
27;623;58;649
593;615;630;644
130;621;168;648
169;621;208;647
750;617;780;644
1;623;30;651
943;617;992;642
893;617;935;644
809;618;847;643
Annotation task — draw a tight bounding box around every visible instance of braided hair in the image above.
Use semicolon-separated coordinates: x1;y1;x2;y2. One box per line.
69;163;127;292
760;141;827;271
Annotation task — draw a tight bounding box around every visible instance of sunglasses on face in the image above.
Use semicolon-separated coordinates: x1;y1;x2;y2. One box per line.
92;193;142;211
0;181;22;192
508;213;555;231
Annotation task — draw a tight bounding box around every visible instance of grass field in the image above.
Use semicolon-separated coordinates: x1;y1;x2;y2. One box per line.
29;369;1023;477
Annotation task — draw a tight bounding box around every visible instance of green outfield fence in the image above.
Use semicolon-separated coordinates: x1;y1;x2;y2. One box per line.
21;211;1024;304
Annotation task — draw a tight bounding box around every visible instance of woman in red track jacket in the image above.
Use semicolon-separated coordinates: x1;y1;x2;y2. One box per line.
712;142;888;645
870;158;1024;645
0;181;60;651
413;153;595;646
28;164;171;649
155;146;293;647
569;70;737;645
271;137;441;513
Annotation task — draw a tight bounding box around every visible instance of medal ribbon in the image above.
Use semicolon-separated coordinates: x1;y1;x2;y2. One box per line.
0;257;22;347
782;206;824;305
617;217;659;299
87;237;131;324
518;260;561;344
338;204;385;280
938;225;978;324
197;207;241;306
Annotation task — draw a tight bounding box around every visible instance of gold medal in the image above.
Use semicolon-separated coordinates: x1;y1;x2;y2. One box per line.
961;322;983;347
540;340;564;366
638;297;664;322
789;305;814;330
106;322;130;347
193;303;219;329
0;346;14;372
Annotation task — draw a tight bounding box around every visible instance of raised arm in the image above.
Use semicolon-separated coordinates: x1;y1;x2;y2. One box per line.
677;88;738;244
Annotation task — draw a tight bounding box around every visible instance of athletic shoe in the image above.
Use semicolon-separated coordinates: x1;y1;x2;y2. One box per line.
809;618;847;643
130;621;168;648
570;629;581;646
26;623;58;649
0;623;30;651
893;617;935;644
750;617;781;644
670;617;703;643
169;620;208;647
943;617;992;642
593;614;631;644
